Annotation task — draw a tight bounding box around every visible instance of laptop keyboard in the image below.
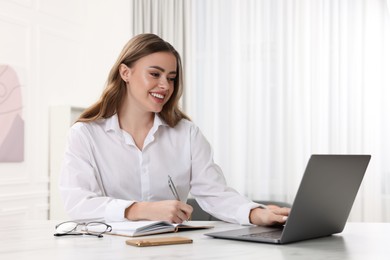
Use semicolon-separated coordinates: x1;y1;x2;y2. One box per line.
241;230;283;239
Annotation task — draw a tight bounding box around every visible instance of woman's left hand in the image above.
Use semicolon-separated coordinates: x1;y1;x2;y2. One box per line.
249;205;290;226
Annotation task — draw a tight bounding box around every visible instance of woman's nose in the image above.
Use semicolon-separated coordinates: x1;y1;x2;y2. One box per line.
158;78;170;89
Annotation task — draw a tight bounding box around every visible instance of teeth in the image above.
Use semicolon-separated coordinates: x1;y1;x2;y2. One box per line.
151;93;164;99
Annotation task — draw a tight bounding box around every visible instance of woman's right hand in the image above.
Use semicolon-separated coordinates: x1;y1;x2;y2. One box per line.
125;200;193;224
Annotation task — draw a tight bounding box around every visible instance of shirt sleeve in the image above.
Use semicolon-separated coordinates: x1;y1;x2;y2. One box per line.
59;123;133;222
188;125;265;225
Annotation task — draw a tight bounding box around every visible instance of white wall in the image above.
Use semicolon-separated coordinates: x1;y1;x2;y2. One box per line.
0;0;131;222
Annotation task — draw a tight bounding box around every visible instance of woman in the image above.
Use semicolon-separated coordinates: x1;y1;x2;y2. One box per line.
60;33;290;225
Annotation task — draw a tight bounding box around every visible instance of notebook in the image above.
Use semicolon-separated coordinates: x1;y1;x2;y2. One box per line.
93;220;213;237
205;154;371;244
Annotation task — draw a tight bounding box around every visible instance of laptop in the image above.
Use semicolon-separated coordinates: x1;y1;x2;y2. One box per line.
205;154;371;244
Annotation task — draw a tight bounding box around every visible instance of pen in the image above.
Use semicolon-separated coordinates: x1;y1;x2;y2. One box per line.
168;175;192;221
168;175;181;201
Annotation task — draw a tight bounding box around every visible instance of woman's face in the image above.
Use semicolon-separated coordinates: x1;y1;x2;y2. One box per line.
122;51;177;114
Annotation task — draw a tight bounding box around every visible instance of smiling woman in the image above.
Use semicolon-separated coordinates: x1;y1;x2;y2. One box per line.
59;33;290;226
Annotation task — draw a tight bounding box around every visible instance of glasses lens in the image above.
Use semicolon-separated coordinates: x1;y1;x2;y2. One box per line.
85;222;110;233
56;222;79;234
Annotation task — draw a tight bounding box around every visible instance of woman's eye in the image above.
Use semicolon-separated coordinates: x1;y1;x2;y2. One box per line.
150;72;160;78
168;77;176;82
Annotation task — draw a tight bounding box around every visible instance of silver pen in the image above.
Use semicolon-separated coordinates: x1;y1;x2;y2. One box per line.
168;175;181;201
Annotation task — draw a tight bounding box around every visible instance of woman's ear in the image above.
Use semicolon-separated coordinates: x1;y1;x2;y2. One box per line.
119;63;131;82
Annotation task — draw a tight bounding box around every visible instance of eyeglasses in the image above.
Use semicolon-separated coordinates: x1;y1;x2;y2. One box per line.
54;221;112;238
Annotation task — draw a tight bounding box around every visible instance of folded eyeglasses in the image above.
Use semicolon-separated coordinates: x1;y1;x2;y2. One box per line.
54;221;112;238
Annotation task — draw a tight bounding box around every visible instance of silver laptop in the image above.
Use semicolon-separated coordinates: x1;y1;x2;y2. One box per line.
205;154;371;244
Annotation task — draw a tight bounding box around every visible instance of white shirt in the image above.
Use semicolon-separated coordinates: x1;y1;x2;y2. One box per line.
59;113;261;225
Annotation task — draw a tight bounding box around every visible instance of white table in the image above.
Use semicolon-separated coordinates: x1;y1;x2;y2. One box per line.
0;221;389;260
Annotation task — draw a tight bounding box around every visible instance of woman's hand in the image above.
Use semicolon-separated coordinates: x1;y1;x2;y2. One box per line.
125;200;193;224
249;205;290;226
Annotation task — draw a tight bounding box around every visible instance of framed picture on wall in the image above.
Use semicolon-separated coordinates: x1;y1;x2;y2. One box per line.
0;64;24;162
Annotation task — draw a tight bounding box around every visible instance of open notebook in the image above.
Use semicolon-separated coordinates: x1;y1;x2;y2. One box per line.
92;220;213;237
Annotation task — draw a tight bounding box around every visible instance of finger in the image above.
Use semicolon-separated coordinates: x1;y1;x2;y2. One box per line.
271;207;291;216
176;209;189;222
171;215;184;224
180;204;193;221
183;204;193;219
269;214;287;225
277;215;288;223
176;202;193;220
168;202;191;223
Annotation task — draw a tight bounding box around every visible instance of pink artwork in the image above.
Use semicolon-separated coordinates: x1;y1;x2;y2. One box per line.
0;65;24;162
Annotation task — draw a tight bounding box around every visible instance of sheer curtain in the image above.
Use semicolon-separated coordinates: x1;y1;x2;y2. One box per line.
187;0;390;222
129;0;193;100
130;0;390;222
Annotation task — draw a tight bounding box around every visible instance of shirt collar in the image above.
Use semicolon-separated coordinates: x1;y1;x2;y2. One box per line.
153;113;169;128
104;113;169;134
104;113;121;133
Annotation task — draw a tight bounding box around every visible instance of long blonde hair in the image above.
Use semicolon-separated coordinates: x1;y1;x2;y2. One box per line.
77;33;189;127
